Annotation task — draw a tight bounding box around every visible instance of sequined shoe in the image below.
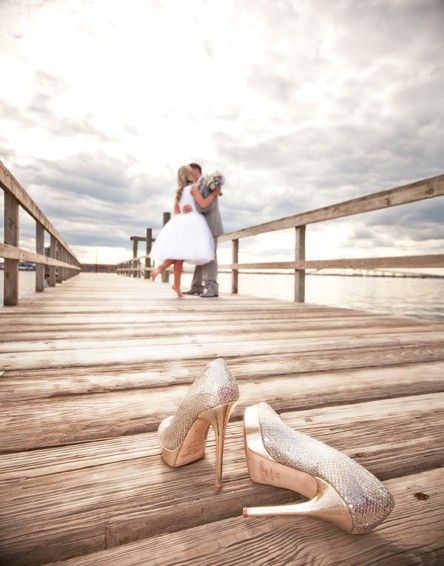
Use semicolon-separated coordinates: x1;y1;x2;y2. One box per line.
242;402;395;533
158;358;239;492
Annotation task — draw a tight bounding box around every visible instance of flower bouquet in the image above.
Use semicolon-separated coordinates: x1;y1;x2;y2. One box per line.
204;170;225;196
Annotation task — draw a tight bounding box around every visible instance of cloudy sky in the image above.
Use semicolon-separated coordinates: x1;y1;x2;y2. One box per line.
1;0;443;272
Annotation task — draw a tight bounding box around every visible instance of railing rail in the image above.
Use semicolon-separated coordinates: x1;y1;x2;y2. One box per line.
117;173;444;301
0;160;81;306
219;173;444;301
218;174;444;241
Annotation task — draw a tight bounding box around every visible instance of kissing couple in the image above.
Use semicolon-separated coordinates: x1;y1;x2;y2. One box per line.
150;163;224;298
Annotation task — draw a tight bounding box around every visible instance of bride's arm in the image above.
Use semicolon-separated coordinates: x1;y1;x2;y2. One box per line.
173;191;181;215
191;185;221;209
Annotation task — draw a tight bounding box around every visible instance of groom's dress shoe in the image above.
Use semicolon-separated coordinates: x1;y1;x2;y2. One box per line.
182;289;203;296
201;291;219;298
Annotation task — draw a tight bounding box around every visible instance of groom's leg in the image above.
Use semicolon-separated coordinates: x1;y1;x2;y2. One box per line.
190;264;204;293
204;237;219;296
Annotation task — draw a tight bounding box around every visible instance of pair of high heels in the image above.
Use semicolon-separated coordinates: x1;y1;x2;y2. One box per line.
158;359;395;534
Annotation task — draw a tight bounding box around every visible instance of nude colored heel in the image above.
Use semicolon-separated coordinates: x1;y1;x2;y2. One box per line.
199;402;237;492
158;358;239;492
160;401;236;492
242;403;394;534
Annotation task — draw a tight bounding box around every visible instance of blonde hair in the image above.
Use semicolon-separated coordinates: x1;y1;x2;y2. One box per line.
176;165;194;201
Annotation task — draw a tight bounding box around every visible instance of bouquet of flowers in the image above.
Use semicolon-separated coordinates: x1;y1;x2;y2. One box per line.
204;170;225;196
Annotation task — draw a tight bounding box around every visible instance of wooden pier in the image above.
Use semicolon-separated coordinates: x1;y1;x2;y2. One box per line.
0;272;443;565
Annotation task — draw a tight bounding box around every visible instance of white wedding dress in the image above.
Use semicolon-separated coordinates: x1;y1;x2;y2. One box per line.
150;184;215;265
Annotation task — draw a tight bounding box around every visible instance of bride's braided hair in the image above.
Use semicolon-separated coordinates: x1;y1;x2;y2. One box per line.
176;165;195;202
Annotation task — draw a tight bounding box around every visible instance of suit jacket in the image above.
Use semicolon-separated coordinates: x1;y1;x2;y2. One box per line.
195;176;224;237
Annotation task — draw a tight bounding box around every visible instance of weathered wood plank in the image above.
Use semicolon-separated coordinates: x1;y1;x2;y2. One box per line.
0;303;381;316
1;317;437;343
1;351;443;404
1;331;443;371
0;394;442;565
2;325;443;354
2;343;444;398
1;359;443;452
51;468;444;566
1;390;442;484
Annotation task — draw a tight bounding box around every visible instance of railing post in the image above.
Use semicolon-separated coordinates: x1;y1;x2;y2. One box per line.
36;221;44;292
161;212;171;283
132;238;138;278
145;228;152;279
63;252;67;280
232;238;239;294
48;234;57;287
56;241;63;283
294;225;306;302
4;191;19;306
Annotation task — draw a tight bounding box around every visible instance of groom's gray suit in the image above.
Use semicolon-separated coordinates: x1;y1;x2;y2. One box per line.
191;176;223;295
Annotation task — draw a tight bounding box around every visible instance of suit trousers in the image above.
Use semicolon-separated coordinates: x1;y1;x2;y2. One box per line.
191;236;218;294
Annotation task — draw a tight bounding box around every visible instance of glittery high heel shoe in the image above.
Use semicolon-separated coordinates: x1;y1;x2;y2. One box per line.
158;358;239;492
242;402;395;534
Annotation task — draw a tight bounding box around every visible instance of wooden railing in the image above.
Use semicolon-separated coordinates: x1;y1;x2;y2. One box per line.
219;173;444;301
0;160;81;306
117;173;444;301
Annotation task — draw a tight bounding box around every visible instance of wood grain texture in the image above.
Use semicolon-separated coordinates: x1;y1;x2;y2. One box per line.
1;330;443;371
51;468;444;566
0;394;442;565
1;364;444;452
0;273;442;565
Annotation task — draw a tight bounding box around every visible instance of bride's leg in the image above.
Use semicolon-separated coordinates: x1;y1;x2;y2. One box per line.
152;259;174;281
172;260;184;298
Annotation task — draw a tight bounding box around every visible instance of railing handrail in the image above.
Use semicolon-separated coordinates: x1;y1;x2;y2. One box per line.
218;173;444;242
1;160;80;305
0;160;78;261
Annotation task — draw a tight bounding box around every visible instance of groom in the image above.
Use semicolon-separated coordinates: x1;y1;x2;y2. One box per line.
183;162;223;298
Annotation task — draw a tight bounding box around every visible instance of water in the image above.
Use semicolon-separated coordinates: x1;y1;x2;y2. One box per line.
2;271;442;321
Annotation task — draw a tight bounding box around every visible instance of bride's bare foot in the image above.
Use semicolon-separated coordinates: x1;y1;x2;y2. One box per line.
151;268;160;281
172;284;183;298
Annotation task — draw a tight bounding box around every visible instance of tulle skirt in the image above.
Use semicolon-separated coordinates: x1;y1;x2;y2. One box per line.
150;211;215;265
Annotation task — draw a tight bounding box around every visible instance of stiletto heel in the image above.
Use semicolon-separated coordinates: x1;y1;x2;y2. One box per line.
199;402;236;491
242;402;394;534
158;359;239;491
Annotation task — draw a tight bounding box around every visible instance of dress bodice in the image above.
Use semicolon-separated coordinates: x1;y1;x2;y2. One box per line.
178;184;197;213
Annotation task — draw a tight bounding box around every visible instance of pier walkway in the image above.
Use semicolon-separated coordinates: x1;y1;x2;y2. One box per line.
0;272;443;565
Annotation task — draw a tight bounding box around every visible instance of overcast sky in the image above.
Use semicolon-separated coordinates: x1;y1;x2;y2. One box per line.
1;0;443;272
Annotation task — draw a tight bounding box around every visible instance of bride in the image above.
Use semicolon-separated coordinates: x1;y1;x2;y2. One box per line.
149;165;221;297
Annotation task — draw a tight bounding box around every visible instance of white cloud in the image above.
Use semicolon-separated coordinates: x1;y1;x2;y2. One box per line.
0;0;443;271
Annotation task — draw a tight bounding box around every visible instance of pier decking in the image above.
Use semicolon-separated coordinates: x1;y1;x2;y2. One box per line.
0;272;443;565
